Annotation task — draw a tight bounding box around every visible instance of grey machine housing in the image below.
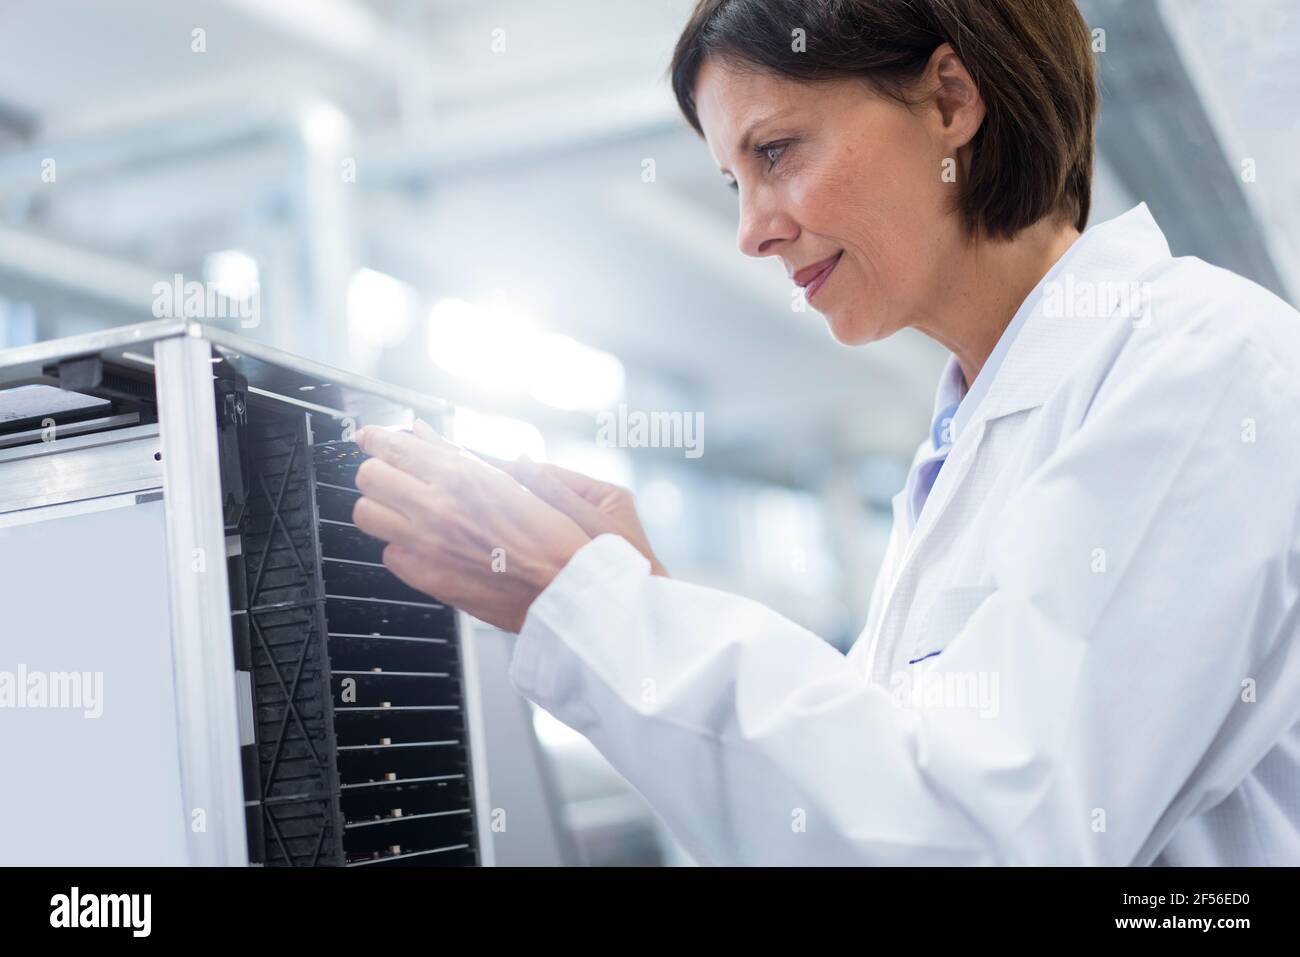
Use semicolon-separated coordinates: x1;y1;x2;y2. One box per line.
0;320;495;867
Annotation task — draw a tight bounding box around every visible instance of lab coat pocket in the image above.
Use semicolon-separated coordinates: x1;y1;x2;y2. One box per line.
906;584;998;667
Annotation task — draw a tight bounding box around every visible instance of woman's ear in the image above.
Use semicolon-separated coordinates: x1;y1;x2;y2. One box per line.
925;43;986;150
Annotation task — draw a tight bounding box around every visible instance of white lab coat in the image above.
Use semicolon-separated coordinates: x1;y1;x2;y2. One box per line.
509;204;1300;865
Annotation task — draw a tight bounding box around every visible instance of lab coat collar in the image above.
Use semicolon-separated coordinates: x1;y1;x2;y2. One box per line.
962;202;1173;429
873;205;1175;675
893;204;1173;549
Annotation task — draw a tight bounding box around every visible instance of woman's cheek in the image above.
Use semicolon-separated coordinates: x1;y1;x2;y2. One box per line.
788;161;850;230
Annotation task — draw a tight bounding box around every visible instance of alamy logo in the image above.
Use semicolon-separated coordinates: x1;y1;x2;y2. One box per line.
889;669;1000;718
0;665;102;718
50;887;151;937
152;273;260;328
1041;275;1152;326
595;403;703;459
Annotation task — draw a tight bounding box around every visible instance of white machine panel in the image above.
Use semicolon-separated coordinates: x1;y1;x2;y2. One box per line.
0;497;191;865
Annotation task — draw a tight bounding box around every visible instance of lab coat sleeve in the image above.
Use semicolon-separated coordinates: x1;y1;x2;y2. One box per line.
510;532;988;865
508;328;1300;865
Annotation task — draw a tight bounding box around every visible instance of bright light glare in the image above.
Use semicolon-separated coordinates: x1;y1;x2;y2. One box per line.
528;332;625;411
452;407;546;463
426;298;625;411
204;250;259;302
531;705;588;751
427;298;534;391
348;268;415;348
299;102;349;149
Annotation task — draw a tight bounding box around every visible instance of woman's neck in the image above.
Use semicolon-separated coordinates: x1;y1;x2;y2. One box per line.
913;217;1081;391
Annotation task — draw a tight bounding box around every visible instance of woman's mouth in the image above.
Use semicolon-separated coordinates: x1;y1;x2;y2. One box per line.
794;251;843;302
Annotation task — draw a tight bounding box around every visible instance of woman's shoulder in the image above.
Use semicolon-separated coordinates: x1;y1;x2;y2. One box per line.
1067;256;1300;450
1139;255;1300;379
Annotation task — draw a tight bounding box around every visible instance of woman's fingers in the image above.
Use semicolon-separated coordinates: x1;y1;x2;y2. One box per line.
345;422;594;632
357;426;450;482
352;493;418;546
411;418;455;446
381;542;443;601
468;448;516;473
406;419;514;483
354;456;439;519
525;458;605;496
513;458;610;537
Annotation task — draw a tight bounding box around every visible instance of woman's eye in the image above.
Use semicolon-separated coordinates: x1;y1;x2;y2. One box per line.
758;142;788;169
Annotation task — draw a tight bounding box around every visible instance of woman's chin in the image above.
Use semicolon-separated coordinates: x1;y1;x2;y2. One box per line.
820;307;889;347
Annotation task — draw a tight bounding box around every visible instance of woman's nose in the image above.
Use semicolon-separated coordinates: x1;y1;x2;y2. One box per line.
736;188;797;258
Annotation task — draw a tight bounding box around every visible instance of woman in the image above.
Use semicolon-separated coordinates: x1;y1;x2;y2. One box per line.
352;0;1300;865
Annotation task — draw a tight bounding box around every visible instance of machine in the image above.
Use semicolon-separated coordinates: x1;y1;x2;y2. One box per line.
0;320;495;866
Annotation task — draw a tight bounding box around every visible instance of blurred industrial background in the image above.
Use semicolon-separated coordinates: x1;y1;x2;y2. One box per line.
0;0;1295;865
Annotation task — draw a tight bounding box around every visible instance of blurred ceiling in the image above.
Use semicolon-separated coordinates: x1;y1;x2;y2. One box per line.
0;0;1293;483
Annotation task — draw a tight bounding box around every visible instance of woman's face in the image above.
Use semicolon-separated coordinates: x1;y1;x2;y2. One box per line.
693;56;965;346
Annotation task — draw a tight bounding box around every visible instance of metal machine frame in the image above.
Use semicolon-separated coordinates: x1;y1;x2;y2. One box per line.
0;320;495;866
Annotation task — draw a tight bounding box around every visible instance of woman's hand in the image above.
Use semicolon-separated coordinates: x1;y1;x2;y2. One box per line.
351;424;591;634
499;455;670;577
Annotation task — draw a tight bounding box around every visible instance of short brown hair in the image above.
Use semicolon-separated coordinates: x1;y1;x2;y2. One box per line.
670;0;1098;240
